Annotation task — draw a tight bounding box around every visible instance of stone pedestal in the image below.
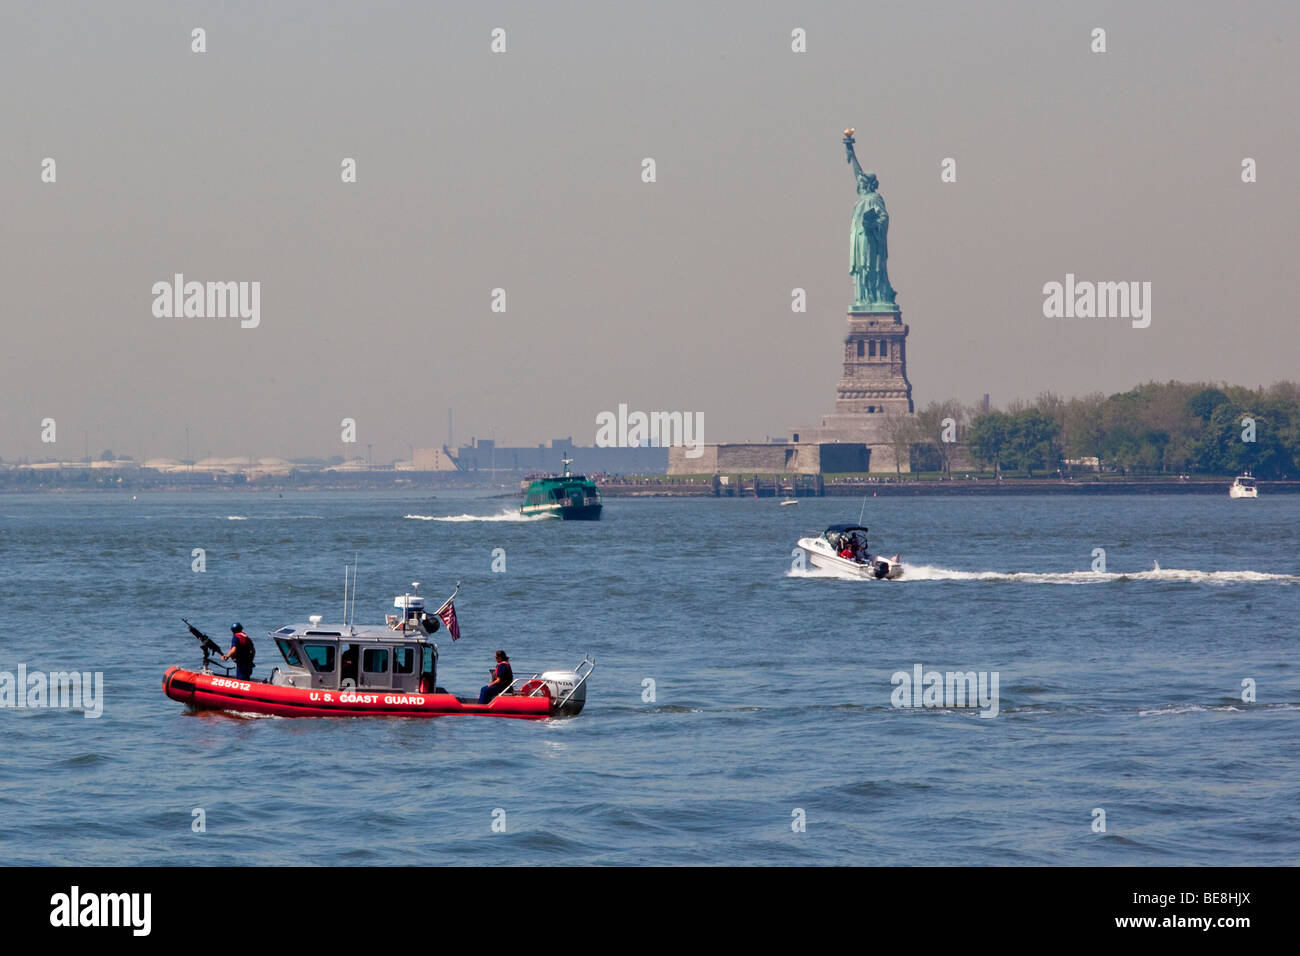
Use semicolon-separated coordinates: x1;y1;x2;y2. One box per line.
791;308;915;470
834;310;913;416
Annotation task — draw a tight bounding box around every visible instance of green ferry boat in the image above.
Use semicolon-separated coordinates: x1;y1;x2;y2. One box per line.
520;458;603;520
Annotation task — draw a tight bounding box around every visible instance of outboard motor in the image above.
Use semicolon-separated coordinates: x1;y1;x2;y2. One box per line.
873;560;890;579
538;669;587;716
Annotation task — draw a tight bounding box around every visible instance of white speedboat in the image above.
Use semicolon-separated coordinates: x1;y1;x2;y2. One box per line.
797;524;903;579
1229;474;1258;498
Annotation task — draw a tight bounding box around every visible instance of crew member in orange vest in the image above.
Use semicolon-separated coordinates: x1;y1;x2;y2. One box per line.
222;624;256;680
479;650;513;704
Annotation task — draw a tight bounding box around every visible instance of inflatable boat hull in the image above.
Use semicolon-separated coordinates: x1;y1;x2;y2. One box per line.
162;666;557;719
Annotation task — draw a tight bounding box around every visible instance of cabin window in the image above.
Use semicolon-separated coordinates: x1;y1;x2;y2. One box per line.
394;646;416;674
363;648;389;673
422;647;436;675
303;644;336;673
275;639;302;667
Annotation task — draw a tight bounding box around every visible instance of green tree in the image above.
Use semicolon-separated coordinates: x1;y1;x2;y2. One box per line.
1004;409;1060;476
967;411;1012;474
1187;387;1231;422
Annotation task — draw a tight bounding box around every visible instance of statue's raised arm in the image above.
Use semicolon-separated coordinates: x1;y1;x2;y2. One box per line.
844;129;865;182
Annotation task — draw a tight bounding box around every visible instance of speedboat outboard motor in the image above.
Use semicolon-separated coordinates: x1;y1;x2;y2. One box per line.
538;670;588;716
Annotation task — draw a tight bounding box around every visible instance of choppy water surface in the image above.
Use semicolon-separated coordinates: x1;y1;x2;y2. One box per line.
1;491;1297;865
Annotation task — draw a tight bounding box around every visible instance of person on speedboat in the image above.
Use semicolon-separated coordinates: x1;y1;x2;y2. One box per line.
222;623;255;680
479;650;513;704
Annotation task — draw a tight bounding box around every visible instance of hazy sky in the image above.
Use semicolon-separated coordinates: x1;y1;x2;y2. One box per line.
3;1;1297;461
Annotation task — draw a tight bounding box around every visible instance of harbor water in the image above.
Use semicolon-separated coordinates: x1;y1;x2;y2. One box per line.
1;491;1297;865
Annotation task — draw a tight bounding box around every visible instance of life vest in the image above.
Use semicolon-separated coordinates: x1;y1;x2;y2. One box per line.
232;631;255;665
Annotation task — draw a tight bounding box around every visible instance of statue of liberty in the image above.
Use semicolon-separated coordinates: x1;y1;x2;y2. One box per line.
844;129;897;310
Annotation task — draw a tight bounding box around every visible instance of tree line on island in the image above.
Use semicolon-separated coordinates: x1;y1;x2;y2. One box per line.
902;381;1300;479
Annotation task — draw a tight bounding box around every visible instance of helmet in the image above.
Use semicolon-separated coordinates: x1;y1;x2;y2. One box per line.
231;623;242;632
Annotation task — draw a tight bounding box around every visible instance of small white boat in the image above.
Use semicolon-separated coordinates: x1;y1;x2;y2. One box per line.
796;524;903;579
780;499;799;507
1229;474;1258;499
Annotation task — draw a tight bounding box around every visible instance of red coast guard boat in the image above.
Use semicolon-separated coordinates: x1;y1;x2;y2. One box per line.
163;585;593;720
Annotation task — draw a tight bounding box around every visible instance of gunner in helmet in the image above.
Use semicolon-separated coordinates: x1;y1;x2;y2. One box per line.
222;623;256;680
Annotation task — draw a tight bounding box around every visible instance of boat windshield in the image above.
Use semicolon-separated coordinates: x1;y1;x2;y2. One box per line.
276;638;302;666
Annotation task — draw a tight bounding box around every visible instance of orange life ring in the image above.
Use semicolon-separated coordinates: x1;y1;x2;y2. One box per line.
519;679;551;698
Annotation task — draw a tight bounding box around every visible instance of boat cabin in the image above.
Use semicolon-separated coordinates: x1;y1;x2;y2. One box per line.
523;478;600;510
267;594;441;693
822;524;869;553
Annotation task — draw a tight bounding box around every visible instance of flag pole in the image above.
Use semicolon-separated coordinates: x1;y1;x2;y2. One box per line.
437;581;461;611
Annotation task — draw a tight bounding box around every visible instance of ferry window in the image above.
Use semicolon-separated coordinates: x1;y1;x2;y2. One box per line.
868;340;876;357
857;340;864;357
275;639;302;666
394;646;416;674
303;644;336;673
363;648;389;673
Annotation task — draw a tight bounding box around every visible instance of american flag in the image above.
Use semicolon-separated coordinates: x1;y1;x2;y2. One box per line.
436;597;460;641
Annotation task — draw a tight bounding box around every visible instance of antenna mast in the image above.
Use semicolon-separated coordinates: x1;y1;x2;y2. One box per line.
350;553;359;631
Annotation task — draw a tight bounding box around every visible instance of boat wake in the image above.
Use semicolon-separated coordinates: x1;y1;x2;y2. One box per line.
225;514;323;521
788;561;1300;585
404;510;552;523
1138;702;1300;717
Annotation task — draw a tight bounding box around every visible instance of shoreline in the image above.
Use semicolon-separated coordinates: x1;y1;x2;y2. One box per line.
3;477;1294;496
599;479;1299;497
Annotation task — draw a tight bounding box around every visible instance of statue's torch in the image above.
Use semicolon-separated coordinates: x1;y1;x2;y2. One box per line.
843;127;856;162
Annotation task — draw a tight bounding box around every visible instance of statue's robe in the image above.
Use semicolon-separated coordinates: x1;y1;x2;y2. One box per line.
849;190;872;285
850;188;895;304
